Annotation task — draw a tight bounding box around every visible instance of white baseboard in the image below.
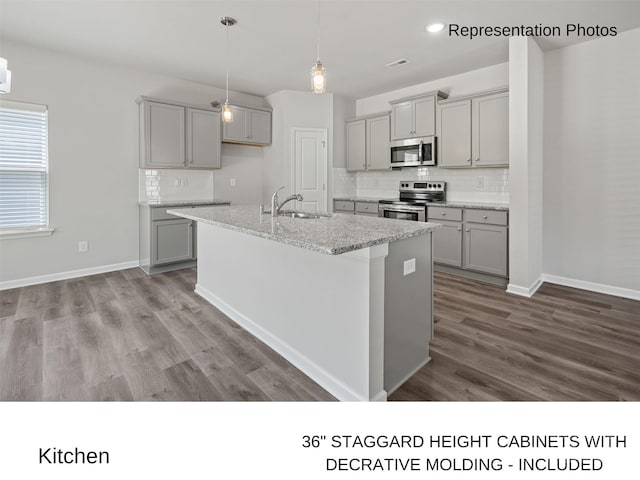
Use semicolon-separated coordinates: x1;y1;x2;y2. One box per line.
542;274;640;301
195;283;374;402
506;275;544;298
0;260;139;290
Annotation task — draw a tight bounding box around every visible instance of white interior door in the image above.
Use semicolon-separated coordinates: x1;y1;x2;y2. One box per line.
292;128;327;212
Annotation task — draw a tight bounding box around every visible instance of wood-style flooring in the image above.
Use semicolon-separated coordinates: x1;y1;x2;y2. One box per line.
391;272;640;401
0;267;334;401
1;268;638;401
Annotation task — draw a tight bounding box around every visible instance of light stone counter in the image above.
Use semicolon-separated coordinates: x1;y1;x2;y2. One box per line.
138;199;231;208
168;205;440;255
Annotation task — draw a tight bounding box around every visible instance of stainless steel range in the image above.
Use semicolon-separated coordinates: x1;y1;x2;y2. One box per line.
378;181;446;221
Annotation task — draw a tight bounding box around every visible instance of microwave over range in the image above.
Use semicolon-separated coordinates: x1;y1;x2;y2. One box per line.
390;136;436;168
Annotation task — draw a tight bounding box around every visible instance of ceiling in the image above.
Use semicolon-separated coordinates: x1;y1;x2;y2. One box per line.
1;1;639;99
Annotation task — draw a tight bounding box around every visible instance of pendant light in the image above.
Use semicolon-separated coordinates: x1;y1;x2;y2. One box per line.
220;16;236;123
0;57;12;94
310;0;326;94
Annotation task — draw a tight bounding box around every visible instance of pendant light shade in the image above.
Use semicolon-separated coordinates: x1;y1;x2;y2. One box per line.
310;61;326;94
0;57;12;94
310;1;326;94
220;16;236;123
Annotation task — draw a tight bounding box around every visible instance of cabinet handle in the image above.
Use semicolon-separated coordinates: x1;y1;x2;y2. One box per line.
467;158;472;163
482;215;488;219
476;157;480;162
441;212;446;216
457;227;461;231
465;228;470;232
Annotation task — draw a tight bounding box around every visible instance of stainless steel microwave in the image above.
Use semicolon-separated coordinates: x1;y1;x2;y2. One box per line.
390;136;436;168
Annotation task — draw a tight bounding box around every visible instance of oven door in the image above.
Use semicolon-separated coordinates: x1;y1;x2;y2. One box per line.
378;204;426;222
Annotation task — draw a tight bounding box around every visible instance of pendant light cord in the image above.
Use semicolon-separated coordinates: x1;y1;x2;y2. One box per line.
225;21;230;103
316;0;321;62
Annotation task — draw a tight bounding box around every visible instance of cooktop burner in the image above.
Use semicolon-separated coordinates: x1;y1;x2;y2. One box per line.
380;181;446;205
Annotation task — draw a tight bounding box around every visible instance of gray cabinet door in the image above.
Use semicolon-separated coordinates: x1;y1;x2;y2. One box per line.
463;223;508;276
152;219;193;266
186;108;220;168
366;115;390;170
432;220;463;267
249;109;272;145
472;92;509;167
144;101;185;168
437;99;472;168
413;96;435;137
346;119;366;171
391;101;413;140
222;105;249;143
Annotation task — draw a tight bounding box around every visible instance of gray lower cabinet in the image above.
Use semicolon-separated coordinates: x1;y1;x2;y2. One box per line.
139;203;229;274
463;223;508;277
429;206;509;281
152;218;194;265
432;220;463;267
333;199;379;216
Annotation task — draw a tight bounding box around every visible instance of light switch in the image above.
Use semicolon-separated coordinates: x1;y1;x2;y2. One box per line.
403;258;416;276
230;178;237;187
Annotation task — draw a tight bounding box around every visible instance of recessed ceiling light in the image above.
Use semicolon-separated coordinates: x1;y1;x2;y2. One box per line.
426;22;445;33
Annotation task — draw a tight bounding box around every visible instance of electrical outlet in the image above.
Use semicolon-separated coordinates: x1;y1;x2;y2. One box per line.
403;258;416;276
475;176;484;189
230;178;237;187
174;179;180;187
78;241;88;253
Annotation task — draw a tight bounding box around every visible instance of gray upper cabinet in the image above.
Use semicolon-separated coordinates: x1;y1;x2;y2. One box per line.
186;108;221;169
366;115;391;170
437;99;472;167
436;89;509;168
472;92;509;167
346;119;366;171
389;91;447;141
346;113;390;172
222;105;272;145
138;96;221;169
141;101;186;168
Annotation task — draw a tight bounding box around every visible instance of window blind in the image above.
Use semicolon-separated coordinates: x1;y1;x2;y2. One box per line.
0;100;49;230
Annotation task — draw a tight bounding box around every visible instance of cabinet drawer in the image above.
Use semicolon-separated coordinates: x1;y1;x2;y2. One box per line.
355;202;378;214
151;208;182;221
428;206;462;221
465;209;508;226
334;200;355;213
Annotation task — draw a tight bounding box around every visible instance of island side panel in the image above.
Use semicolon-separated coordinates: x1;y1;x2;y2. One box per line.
384;232;433;394
194;222;388;402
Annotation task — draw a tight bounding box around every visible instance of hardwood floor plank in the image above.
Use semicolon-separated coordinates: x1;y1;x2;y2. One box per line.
247;364;308;401
0;287;20;319
163;359;224;401
206;365;270;401
0;317;43;401
88;375;134;401
120;349;180;401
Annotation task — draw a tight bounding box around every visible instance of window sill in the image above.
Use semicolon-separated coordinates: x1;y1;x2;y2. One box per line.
0;227;55;240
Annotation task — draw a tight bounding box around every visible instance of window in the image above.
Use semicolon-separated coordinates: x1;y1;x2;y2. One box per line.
0;100;51;236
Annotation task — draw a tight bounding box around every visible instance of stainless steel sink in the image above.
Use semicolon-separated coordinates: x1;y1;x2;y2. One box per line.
279;210;331;219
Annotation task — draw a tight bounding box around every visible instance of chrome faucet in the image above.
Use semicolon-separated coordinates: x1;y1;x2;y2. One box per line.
271;186;303;217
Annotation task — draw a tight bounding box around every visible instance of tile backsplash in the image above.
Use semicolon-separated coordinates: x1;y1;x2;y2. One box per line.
332;168;357;197
354;167;509;204
138;169;214;202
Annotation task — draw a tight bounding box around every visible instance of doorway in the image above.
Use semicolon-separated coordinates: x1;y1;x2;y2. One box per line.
291;128;328;212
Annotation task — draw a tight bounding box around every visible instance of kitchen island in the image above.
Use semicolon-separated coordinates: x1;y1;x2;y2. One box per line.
167;205;439;401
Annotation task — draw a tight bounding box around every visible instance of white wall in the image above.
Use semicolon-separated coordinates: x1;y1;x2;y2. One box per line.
543;28;640;292
0;40;265;285
508;37;544;296
262;90;334;204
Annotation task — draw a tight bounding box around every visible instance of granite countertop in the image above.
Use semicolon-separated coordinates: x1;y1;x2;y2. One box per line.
168;205;440;255
138;199;232;208
435;201;509;211
333;196;395;203
334;196;508;211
